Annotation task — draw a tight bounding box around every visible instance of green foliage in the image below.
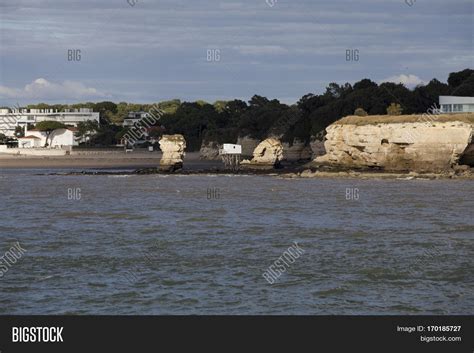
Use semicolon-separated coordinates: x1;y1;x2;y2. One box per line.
26;103;51;110
115;128;129;141
75;120;99;145
213;100;228;113
203;128;239;145
160;101;219;151
324;82;352;98
94;101;117;114
354;108;368;116
386;103;403;115
92;101;117;123
296;69;472;135
90;124;121;146
35;121;67;147
110;102;143;124
353;79;377;90
451;73;474;96
448;69;474;88
412;79;450;112
157;99;181;114
148;126;164;138
35;121;67;131
195;100;208;107
15;126;24;138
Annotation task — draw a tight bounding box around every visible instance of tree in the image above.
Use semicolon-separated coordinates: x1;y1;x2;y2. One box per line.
157;99;181;114
448;69;474;88
35;121;67;147
148;126;164;139
325;83;343;98
386;103;403;116
0;133;6;144
94;101;117;123
354;108;368;116
115;128;129;142
76;120;99;145
353;79;378;90
15;126;24;138
91;124;121;146
195;100;208;106
451;73;474;97
94;101;117;114
213;100;228;113
413;78;450;112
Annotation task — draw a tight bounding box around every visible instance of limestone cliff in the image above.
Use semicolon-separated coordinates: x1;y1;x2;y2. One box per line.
314;114;474;172
241;138;283;169
309;138;326;159
159;134;186;172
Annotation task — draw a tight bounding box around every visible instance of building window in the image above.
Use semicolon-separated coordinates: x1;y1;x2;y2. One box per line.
442;104;452;112
453;104;463;112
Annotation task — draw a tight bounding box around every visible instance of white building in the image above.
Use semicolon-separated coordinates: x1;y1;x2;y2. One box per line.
0;107;99;137
439;96;474;113
17;128;78;148
220;144;242;155
16;135;42;148
123;111;150;127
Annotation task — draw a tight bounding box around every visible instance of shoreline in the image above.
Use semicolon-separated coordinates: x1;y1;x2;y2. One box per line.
0;151;219;170
1;152;473;180
25;166;474;181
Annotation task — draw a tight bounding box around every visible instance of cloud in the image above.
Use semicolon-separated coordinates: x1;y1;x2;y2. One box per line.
0;78;110;100
381;74;425;88
0;0;471;103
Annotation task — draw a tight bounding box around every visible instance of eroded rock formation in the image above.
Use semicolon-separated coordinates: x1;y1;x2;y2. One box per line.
241;138;284;169
314;114;474;172
310;138;326;159
281;139;313;162
199;141;220;160
159;134;186;172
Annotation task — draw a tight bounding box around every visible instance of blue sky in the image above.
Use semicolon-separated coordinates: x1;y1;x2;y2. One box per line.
0;0;472;106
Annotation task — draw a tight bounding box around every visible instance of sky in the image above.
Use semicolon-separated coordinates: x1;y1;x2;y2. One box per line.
0;0;472;106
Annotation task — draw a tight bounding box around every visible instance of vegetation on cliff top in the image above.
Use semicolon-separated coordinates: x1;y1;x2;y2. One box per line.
335;114;474;126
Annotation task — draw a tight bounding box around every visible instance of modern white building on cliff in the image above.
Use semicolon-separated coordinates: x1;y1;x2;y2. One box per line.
439;96;474;113
0;108;100;137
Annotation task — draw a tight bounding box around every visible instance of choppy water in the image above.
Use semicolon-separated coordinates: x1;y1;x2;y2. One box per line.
0;169;473;314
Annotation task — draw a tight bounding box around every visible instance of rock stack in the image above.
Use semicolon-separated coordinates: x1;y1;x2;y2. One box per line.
159;134;186;172
241;138;284;169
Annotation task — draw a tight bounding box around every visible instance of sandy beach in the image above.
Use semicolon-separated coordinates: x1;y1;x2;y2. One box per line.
0;151;221;170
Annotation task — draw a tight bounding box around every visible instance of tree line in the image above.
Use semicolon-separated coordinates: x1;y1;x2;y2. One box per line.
16;68;474;151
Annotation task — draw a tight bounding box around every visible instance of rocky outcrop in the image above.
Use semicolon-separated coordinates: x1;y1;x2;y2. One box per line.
460;143;474;166
159;134;186;172
199;141;220;160
314;114;474;172
241;138;283;169
236;136;259;157
281;139;312;162
309;138;326;159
